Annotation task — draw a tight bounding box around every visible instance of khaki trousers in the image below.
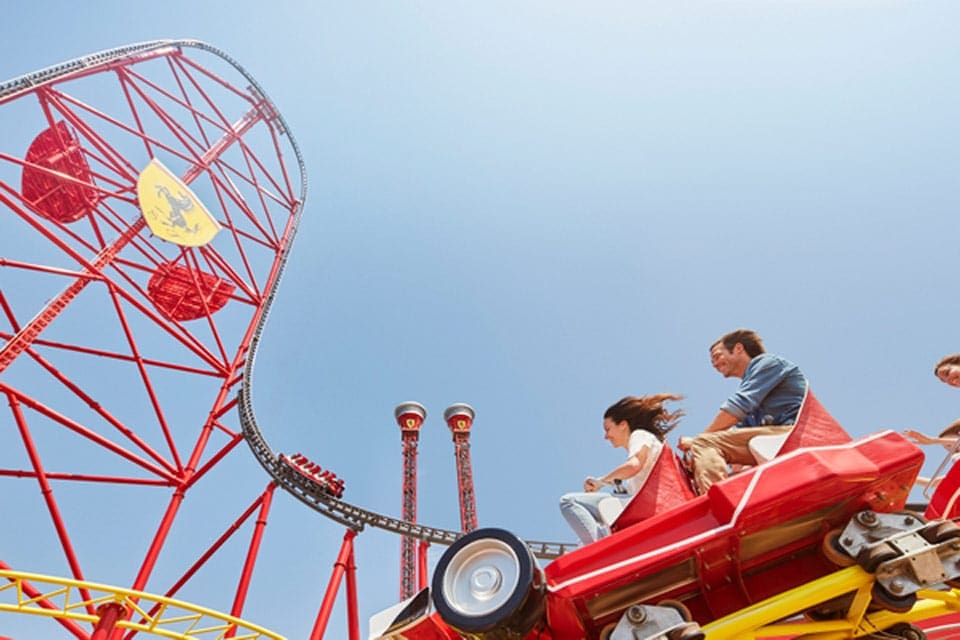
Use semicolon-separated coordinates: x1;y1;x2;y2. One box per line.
690;425;793;493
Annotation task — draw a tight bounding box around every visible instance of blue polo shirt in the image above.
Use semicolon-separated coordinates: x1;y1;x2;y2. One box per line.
720;354;808;427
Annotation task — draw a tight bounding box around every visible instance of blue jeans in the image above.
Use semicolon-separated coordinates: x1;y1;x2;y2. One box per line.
559;492;630;545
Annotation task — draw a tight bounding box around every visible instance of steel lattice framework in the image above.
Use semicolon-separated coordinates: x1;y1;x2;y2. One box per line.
0;40;574;640
0;40;306;639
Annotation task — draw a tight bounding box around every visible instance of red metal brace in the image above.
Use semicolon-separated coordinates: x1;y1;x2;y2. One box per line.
310;529;360;640
91;602;127;640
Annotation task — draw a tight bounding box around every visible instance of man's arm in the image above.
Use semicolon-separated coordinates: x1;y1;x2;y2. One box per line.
722;356;788;420
703;408;740;433
677;409;740;451
903;430;958;447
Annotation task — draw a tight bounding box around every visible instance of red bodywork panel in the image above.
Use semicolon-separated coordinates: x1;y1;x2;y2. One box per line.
917;611;960;639
777;389;856;454
926;459;960;520
611;445;697;530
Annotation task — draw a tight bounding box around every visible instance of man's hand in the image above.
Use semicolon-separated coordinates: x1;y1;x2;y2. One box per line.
677;436;693;452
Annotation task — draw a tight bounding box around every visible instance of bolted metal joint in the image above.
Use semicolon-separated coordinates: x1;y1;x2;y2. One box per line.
625;605;647;625
837;510;960;603
609;604;704;640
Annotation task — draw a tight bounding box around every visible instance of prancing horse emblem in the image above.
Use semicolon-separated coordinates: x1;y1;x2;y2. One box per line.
156;185;199;233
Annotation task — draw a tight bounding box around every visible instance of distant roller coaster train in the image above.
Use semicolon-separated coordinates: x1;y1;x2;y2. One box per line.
3;41;960;640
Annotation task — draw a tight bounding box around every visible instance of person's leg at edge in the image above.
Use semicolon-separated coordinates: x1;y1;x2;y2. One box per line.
559;492;618;545
689;435;728;494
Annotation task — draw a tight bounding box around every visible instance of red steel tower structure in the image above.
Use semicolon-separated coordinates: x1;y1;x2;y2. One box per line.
0;41;307;638
394;401;426;600
0;41;577;640
444;403;478;533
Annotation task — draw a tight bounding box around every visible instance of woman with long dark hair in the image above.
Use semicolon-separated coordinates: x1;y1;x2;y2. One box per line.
559;393;683;544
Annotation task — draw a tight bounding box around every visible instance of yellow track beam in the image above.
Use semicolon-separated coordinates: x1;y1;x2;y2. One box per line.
704;566;960;640
0;569;285;640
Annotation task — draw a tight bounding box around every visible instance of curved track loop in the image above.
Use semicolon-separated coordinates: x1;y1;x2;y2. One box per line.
0;39;575;560
0;42;194;101
240;391;573;558
233;177;574;558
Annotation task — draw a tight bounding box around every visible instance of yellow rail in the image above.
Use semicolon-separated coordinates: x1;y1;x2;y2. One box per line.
0;570;285;640
704;565;960;639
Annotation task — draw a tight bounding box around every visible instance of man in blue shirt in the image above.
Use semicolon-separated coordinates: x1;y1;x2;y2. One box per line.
679;329;808;493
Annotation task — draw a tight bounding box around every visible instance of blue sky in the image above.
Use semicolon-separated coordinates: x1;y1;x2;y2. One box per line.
2;2;960;638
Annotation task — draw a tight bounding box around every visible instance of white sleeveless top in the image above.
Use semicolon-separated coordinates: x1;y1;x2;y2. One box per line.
624;429;663;495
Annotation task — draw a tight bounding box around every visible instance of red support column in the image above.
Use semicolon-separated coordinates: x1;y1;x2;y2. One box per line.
417;539;430;592
91;603;127;640
345;543;360;640
394;402;426;600
444;404;478;533
310;529;357;640
226;483;275;638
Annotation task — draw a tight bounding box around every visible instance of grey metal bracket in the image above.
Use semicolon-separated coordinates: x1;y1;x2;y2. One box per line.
609;604;704;640
836;510;960;596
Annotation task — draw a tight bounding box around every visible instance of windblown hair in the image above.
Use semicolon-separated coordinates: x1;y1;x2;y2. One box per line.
940;418;960;439
603;394;684;442
934;354;960;377
716;329;766;358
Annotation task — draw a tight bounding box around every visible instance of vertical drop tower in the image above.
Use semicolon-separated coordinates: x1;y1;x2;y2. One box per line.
444;403;478;533
394;401;426;600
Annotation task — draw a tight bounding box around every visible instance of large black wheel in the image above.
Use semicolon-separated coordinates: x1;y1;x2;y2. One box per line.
432;528;545;638
857;542;898;572
870;582;917;614
920;520;960;544
821;528;856;567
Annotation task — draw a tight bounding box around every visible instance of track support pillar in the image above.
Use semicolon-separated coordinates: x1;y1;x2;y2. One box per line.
418;539;430;592
91;602;127;640
311;528;359;640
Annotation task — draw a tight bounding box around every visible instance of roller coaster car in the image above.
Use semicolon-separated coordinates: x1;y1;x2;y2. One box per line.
279;453;345;498
371;393;940;640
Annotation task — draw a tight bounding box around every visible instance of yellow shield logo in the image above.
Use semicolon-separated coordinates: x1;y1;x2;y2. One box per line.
137;159;221;247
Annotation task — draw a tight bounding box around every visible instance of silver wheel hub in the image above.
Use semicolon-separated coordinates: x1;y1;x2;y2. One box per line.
469;565;502;596
442;539;521;616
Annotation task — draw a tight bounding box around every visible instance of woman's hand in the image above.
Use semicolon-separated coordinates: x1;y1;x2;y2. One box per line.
584;477;604;492
904;429;935;445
